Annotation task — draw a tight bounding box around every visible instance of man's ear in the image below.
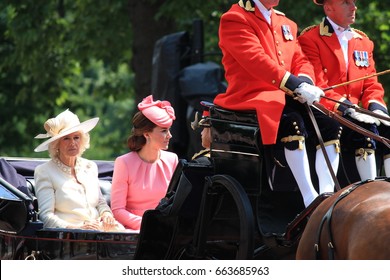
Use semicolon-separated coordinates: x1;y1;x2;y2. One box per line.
324;2;332;13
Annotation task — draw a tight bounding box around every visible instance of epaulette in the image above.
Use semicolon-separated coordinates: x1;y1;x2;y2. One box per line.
300;25;316;36
191;149;210;160
238;0;255;12
352;28;368;38
274;9;285;16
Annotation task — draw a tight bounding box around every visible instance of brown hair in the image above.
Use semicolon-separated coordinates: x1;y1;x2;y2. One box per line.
127;111;157;151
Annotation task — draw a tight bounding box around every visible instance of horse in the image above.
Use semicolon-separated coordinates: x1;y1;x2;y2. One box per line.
296;178;390;260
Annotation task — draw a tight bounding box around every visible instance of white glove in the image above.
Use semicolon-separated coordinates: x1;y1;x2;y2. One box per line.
345;108;380;125
373;109;390;126
293;82;324;105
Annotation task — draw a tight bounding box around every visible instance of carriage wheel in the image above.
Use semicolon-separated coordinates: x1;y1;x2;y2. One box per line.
191;174;255;259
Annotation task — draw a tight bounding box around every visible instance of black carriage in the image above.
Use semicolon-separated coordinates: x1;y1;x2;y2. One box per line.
135;104;336;260
0;104;321;260
1;100;379;260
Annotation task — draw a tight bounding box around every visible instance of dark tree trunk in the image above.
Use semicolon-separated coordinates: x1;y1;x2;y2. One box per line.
128;0;176;104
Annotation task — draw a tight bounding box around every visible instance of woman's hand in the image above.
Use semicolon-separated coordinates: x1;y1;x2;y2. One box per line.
81;219;101;230
99;212;116;231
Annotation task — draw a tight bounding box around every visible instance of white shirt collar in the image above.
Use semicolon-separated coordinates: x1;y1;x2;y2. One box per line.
326;17;352;68
253;0;272;24
326;17;351;37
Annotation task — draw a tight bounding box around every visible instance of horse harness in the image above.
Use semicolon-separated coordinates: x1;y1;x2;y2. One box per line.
313;179;385;259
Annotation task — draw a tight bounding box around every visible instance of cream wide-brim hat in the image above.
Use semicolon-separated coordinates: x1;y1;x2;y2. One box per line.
34;109;99;152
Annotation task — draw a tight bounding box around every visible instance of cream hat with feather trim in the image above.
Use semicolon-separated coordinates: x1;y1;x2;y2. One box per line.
34;109;99;152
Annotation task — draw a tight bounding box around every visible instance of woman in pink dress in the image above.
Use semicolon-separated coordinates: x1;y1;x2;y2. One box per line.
110;95;178;231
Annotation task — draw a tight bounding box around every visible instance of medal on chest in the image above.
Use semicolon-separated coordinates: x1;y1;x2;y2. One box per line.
353;50;369;67
282;25;293;41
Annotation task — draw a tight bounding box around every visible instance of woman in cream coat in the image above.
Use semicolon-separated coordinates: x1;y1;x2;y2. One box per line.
34;109;124;231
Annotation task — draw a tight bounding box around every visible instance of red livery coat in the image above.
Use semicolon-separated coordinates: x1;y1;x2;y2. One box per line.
214;3;315;145
298;18;387;113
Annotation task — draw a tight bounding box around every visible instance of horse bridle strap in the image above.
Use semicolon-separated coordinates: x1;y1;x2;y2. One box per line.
314;180;372;259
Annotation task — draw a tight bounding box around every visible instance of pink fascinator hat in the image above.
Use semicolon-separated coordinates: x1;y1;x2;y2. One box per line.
138;95;176;127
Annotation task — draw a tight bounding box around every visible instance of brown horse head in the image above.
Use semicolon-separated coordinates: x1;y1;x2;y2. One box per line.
296;179;390;260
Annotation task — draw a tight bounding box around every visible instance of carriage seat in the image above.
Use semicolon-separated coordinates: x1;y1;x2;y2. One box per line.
24;178;112;207
4;158;114;208
209;105;263;195
210;105;260;154
1;157;120;238
211;105;258;125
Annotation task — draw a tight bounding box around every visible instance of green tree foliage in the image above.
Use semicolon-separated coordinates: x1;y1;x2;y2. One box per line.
0;0;389;160
354;1;390;97
0;0;134;159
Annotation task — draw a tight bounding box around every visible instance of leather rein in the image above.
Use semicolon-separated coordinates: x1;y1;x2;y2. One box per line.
304;101;390;192
321;69;390;123
313;102;390;150
305;103;341;191
321;96;390;122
